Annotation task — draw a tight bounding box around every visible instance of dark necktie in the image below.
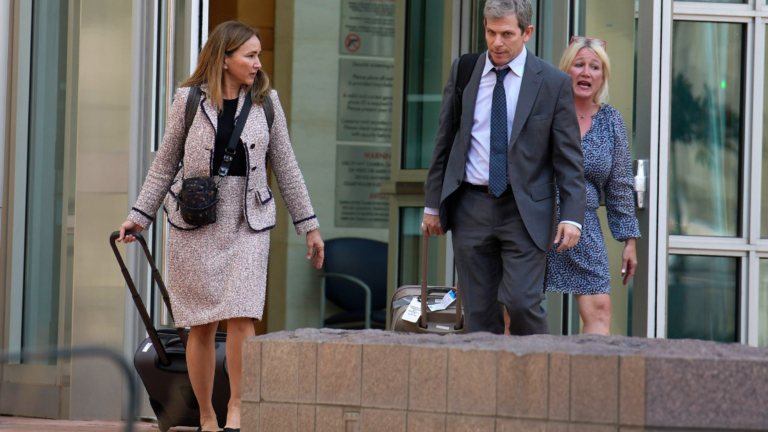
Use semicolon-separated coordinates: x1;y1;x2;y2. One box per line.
489;67;510;197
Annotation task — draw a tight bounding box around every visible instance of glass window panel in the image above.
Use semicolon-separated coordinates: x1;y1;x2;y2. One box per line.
669;21;744;237
22;0;69;363
153;0;192;152
572;0;637;144
667;255;738;342
155;0;168;152
173;0;191;87
474;0;487;53
398;208;439;287
761;25;768;238
759;260;768;347
402;0;445;169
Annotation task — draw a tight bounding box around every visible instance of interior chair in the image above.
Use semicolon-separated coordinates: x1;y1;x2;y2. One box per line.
321;237;388;329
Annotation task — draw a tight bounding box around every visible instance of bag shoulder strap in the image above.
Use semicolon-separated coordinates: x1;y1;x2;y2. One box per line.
263;94;275;164
263;94;274;132
456;53;481;94
184;86;202;139
178;86;202;172
452;52;482;128
218;95;253;176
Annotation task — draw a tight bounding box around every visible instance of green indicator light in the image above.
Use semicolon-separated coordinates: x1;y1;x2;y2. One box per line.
721;81;727;89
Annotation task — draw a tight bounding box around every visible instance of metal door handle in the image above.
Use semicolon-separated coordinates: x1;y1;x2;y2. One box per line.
634;159;648;210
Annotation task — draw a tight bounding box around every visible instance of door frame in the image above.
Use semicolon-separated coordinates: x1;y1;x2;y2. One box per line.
658;0;768;345
387;0;665;337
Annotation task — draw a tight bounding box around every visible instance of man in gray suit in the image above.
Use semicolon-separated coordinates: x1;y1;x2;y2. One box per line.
422;0;586;335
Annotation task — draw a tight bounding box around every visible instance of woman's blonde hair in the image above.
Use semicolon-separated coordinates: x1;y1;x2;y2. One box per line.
558;39;611;105
181;21;271;112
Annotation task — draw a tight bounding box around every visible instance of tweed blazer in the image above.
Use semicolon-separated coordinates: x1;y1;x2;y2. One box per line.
128;85;319;235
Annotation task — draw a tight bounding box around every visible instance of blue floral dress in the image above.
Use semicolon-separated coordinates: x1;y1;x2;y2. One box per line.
546;104;641;295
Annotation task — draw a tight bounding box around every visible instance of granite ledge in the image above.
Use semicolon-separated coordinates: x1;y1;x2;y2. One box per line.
248;329;768;361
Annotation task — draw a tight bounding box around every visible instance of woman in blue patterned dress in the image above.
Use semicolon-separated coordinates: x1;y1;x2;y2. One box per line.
546;37;641;335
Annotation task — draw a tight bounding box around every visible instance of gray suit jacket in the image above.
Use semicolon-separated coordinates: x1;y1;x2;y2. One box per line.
425;51;586;251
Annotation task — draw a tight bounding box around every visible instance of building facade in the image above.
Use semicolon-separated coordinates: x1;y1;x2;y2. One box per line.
0;0;766;421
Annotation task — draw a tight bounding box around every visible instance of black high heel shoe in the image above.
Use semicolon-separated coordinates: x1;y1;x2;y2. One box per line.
223;428;240;432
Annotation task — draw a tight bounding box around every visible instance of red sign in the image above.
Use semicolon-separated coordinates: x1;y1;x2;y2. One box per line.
344;33;361;53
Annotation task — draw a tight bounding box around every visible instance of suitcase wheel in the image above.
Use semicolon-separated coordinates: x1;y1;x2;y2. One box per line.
158;415;170;432
149;398;172;432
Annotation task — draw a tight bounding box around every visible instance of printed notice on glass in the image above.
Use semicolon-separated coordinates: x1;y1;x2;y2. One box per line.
337;58;393;143
340;0;395;57
335;144;390;228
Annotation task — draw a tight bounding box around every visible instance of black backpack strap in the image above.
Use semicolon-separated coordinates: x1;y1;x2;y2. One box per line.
452;52;482;129
184;86;202;139
263;94;275;166
178;86;202;171
263;94;274;132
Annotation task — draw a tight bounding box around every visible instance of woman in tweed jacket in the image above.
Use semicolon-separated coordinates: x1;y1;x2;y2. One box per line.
117;21;323;431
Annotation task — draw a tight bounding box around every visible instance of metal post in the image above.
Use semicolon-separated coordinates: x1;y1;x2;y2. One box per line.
161;0;176;327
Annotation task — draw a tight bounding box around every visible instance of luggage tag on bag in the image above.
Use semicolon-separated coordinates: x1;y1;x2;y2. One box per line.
428;291;457;312
392;296;415;309
401;298;422;323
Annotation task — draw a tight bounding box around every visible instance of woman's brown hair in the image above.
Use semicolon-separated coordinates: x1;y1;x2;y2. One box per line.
181;21;271;111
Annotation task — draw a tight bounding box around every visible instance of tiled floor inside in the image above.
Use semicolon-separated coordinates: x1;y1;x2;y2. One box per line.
0;416;200;432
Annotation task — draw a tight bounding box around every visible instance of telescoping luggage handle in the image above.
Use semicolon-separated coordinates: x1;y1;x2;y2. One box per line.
109;231;187;366
420;236;463;330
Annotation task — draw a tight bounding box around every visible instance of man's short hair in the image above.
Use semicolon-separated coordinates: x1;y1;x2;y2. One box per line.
484;0;534;33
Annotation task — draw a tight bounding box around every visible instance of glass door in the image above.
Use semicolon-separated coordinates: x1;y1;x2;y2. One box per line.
568;0;648;336
6;0;73;376
388;0;573;333
148;0;206;330
389;0;660;337
658;0;768;346
385;0;459;325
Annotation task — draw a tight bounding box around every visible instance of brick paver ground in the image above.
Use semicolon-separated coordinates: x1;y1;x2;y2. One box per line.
0;417;200;432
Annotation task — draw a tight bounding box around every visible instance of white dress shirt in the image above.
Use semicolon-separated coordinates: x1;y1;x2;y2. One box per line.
464;46;527;185
425;48;581;231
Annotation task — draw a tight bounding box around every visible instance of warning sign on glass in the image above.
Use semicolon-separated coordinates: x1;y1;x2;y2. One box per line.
339;0;395;58
335;145;391;228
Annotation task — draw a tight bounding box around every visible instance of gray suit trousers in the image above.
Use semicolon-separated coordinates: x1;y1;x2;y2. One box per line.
450;184;549;335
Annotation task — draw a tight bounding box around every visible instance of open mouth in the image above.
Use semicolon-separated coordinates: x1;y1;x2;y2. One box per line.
577;81;592;90
249;73;257;78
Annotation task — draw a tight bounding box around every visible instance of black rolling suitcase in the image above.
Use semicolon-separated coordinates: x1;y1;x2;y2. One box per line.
110;231;230;432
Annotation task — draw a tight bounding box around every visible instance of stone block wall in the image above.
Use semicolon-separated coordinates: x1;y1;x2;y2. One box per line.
241;329;768;431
